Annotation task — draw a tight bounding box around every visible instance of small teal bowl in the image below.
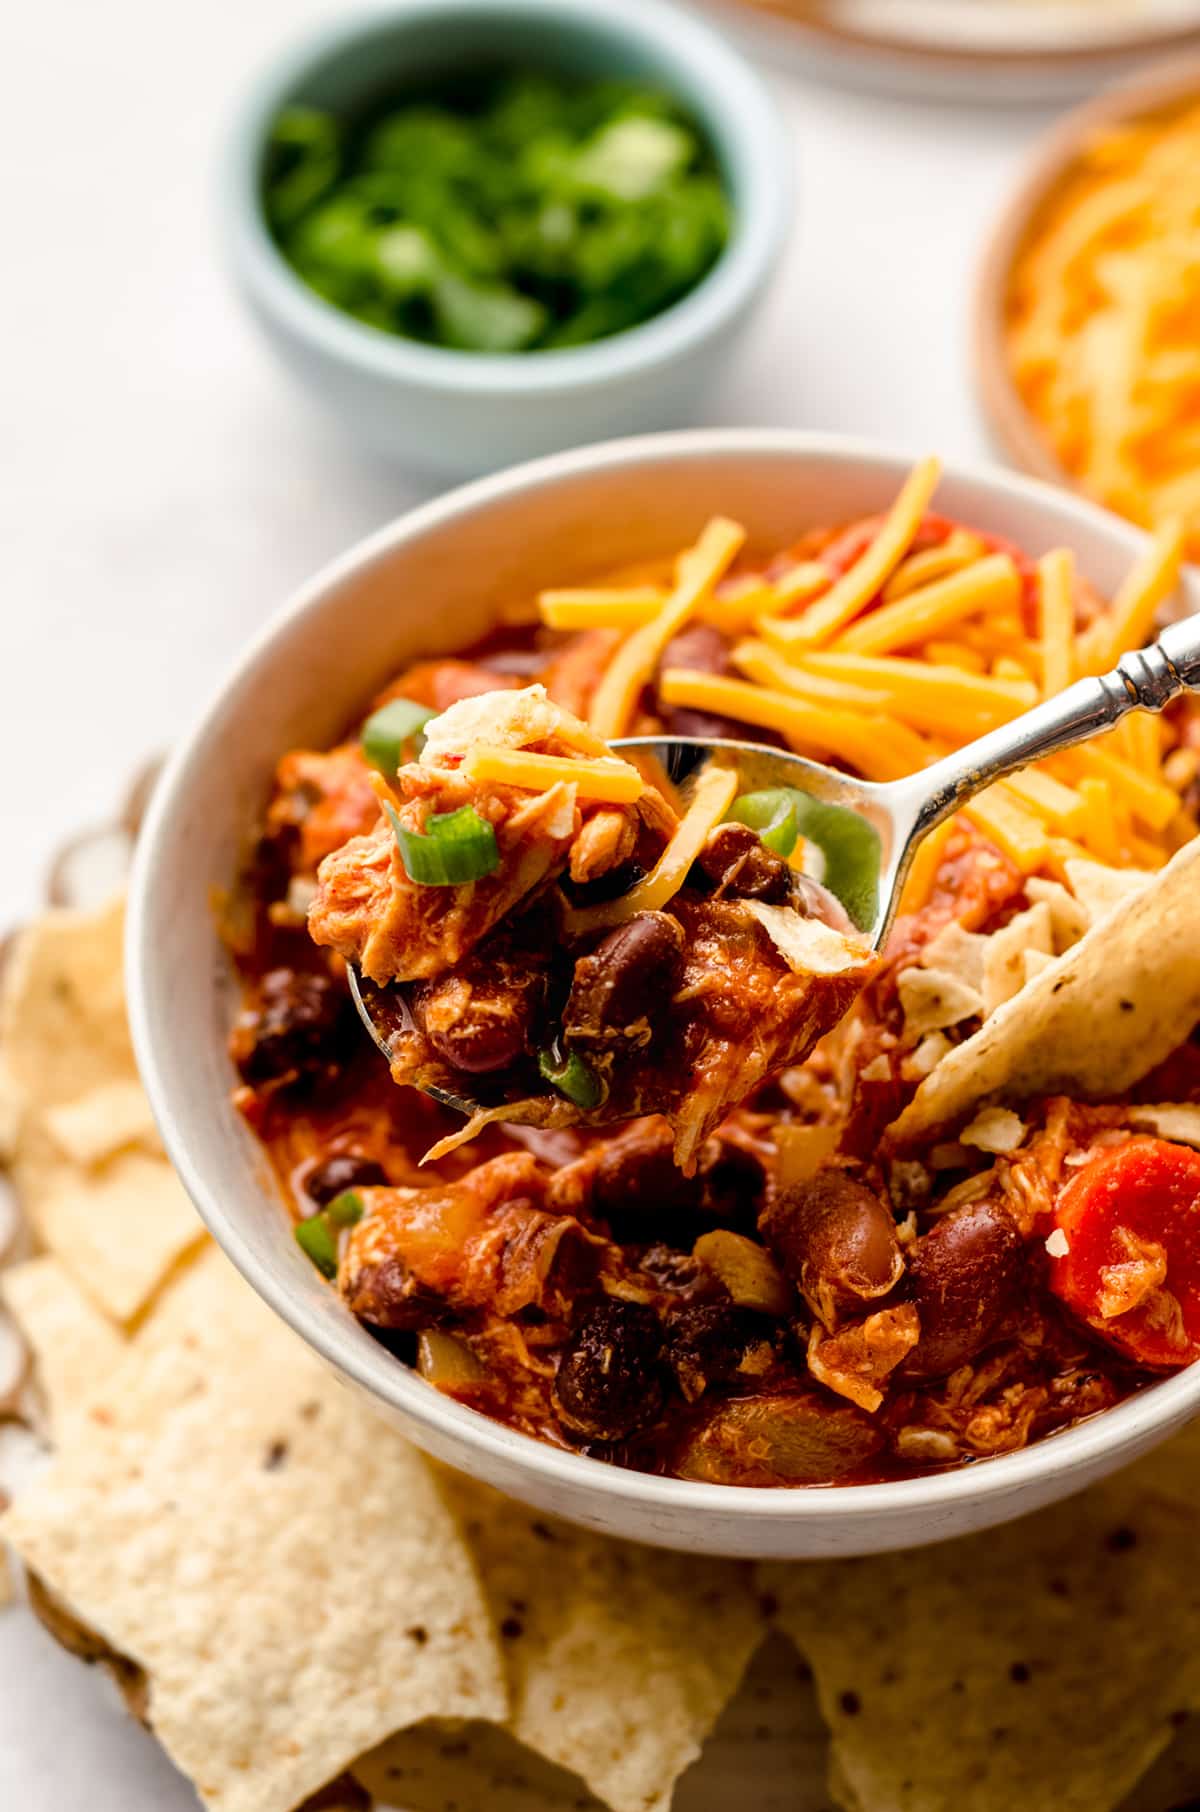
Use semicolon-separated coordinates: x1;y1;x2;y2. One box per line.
219;0;791;477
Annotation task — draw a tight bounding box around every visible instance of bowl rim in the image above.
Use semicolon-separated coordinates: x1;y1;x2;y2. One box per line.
973;51;1200;492
128;426;1200;1527
218;0;790;398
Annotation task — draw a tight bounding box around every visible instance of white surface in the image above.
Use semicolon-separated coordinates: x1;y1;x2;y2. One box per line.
0;0;1084;1802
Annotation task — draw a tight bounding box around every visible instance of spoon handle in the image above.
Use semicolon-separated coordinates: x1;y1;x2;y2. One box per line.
896;611;1200;844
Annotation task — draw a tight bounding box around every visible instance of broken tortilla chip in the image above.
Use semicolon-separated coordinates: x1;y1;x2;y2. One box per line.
2;1256;127;1439
437;1470;762;1812
896;966;983;1038
43;1079;162;1166
763;1420;1200;1812
980;900;1053;1018
1;1244;507;1812
0;896;132;1110
1127;1103;1200;1148
1063;858;1151;925
13;1128;204;1324
889;839;1200;1144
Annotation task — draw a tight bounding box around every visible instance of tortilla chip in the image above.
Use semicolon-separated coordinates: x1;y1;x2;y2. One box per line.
896;967;982;1038
43;1079;162;1165
920;921;986;991
14;1129;205;1324
1025;877;1090;951
356;1720;610;1812
1064;858;1150;924
358;1629;832;1812
742;903;869;977
1128;1103;1200;1148
890;839;1200;1144
1;1256;126;1439
959;1107;1026;1155
0;1061;21;1164
1022;948;1056;984
438;1471;762;1812
763;1434;1200;1812
1;1245;507;1812
980;901;1053;1018
0;896;132;1110
1117;1705;1200;1810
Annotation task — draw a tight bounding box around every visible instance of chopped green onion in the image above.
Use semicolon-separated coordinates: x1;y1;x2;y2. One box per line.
727;789;800;859
326;1188;365;1228
538;1046;606;1110
295;1213;339;1279
387;802;501;887
361;699;436;774
786;793;882;933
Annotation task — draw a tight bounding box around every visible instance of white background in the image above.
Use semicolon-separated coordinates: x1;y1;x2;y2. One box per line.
0;1;1123;1804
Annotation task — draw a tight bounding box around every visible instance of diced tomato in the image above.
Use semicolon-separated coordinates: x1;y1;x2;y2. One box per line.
1047;1138;1200;1368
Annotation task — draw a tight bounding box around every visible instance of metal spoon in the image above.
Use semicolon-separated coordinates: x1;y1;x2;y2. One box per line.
351;612;1200;1102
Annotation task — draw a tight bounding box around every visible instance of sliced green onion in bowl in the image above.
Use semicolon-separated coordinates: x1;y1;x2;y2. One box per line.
386;803;500;886
538;1046;606;1110
295;1213;339;1279
727;789;800;858
325;1188;365;1228
361;699;436;775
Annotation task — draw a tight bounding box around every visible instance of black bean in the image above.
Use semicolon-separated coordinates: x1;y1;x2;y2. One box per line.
233;967;352;1087
552;1299;664;1441
304;1154;389;1207
665;1299;772;1400
564;911;684;1045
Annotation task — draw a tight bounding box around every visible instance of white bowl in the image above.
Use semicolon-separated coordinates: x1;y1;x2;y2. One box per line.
128;430;1200;1558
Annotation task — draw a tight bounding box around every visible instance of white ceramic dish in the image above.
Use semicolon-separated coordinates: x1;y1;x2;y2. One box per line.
128;429;1200;1559
218;0;789;479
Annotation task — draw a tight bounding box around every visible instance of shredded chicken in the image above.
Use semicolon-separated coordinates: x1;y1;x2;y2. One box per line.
807;1304;920;1413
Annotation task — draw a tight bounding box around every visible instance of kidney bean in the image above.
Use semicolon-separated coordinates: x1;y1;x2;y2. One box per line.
414;952;542;1075
232;967;353;1088
900;1197;1026;1382
564;911;684;1045
553;1299;664;1441
695;823;793;903
303;1153;389;1207
760;1172;904;1329
674;1389;884;1485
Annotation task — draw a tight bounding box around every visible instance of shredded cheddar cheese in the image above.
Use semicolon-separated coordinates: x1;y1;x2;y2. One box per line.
539;586;668;629
1005;97;1200;559
462;747;644;804
658;669;931;783
764;456;942;647
587;516;745;740
1075;519;1185;674
963;785;1051;873
829;555;1022;657
1037;547;1076;699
